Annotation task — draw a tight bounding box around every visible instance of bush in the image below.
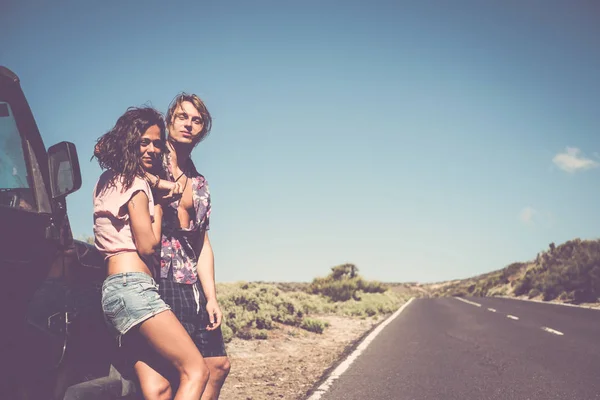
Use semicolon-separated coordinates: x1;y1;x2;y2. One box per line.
357;279;388;293
216;270;408;341
218;282;331;340
300;318;328;334
253;329;269;340
514;275;532;296
214;262;416;342
309;277;359;302
221;322;234;343
558;291;573;302
428;239;600;304
308;263;389;302
335;291;403;317
237;329;253;340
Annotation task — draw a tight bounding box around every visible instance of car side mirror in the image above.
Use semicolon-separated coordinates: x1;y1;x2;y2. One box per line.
48;141;82;199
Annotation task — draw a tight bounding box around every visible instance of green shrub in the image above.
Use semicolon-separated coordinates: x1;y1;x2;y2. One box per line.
215;264;410;341
309;276;359;302
218;282;329;339
430;238;600;304
253;329;269;340
300;318;328;334
255;310;274;330
558;291;573;302
357;279;388;293
308;263;390;302
221;322;234;343
237;329;253;340
514;275;533;296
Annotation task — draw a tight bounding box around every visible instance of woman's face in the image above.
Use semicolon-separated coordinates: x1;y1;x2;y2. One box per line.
139;124;163;171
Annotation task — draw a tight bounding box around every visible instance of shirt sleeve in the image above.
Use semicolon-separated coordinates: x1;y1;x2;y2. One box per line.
197;177;211;231
94;175;154;221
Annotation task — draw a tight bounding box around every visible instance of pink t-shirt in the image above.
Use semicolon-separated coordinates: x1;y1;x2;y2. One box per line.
93;171;154;259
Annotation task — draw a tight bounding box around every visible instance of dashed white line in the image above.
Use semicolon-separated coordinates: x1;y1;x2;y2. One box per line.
306;297;415;400
541;327;564;336
455;297;482;307
456;298;565;339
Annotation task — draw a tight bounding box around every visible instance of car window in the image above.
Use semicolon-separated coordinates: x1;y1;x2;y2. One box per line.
0;101;35;211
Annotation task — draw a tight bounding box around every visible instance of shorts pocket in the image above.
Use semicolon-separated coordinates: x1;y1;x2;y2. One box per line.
138;281;160;302
102;295;127;320
138;281;157;292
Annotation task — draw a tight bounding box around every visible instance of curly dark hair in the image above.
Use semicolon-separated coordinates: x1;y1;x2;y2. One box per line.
93;106;166;190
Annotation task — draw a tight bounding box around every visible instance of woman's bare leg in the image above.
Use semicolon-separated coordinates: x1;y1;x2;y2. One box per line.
134;360;172;400
137;310;209;400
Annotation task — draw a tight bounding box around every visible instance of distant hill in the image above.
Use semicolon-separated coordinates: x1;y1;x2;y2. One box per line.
426;238;600;305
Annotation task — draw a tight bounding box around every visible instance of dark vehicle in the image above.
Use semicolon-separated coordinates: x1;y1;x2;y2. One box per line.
0;66;137;399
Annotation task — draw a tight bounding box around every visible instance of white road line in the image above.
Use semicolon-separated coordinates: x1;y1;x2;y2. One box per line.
541;326;564;336
306;297;415;400
487;308;497;312
506;315;519;320
455;297;482;307
496;295;600;311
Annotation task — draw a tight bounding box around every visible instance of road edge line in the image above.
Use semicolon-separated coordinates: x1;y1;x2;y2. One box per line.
496;295;600;311
305;297;415;400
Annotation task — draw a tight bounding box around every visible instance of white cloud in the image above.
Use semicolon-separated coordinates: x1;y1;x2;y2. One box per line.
519;207;555;229
552;147;599;173
519;206;536;225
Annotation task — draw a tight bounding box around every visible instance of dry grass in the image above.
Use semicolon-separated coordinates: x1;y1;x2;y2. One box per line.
219;314;386;400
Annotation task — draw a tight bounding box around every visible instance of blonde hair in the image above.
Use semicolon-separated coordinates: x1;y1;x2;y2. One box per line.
166;92;212;145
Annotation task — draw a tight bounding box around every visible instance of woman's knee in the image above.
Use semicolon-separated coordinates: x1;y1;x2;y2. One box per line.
183;362;211;387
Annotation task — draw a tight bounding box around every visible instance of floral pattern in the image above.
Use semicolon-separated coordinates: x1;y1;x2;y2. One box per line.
159;154;211;284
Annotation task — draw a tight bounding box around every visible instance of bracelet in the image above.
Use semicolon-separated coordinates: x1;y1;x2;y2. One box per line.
153;176;160;188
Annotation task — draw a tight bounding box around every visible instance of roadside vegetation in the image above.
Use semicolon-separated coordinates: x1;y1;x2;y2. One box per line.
428;238;600;305
79;231;420;341
217;263;419;342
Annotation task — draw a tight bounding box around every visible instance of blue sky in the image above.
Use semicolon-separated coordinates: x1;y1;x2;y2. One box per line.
2;1;600;283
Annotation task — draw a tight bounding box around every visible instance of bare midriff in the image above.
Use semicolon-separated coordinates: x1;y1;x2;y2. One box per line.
107;251;154;277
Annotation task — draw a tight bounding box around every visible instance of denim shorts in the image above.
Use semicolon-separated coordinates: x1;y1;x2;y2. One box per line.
101;272;171;345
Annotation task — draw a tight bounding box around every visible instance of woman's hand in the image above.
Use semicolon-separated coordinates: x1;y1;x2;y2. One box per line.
159;180;184;201
146;173;184;202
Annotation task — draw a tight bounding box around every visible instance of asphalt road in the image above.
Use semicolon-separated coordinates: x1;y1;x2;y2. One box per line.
313;297;600;400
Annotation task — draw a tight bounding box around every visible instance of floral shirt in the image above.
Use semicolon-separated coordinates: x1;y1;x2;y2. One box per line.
160;154;211;284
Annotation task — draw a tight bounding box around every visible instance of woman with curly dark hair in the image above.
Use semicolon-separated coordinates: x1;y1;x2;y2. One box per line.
92;106;209;400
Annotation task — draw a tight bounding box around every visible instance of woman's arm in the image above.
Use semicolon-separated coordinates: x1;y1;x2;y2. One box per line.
128;190;162;258
145;172;183;200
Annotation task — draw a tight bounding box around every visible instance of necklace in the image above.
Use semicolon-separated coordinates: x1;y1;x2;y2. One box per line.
174;159;190;182
174;167;190;193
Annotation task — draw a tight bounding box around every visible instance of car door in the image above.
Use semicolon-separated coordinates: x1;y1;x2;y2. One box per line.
0;66;73;395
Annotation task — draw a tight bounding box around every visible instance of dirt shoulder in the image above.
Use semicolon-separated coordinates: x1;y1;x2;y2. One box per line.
218;314;385;400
